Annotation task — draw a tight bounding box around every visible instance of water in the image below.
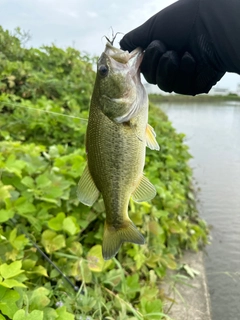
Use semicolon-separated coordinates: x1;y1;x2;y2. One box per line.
160;102;240;320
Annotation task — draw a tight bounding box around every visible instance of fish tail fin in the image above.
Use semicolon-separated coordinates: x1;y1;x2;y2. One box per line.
102;219;145;260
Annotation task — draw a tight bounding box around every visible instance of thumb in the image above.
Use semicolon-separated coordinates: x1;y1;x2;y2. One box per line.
120;15;158;52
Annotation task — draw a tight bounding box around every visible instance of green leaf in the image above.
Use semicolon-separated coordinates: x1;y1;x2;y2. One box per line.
14;197;36;215
37;196;58;204
0;260;24;279
9;228;17;243
79;259;92;283
148;221;164;235
48;212;65;231
13;310;44;320
43;187;63;199
121;274;140;299
140;286;159;301
103;269;122;287
87;245;112;272
29;287;50;311
0;279;26;288
22;259;37;271
0;183;13;201
41;230;66;253
43;308;58;320
160;255;177;270
67;241;82;257
0;286;19;318
126;274;139;292
0;209;14;223
183;264;200;278
149;270;157;285
5;154;25;177
62;216;80;235
55;306;74;320
13;310;25;320
9;230;29;250
28;266;48;277
140;298;163;319
21;176;35;189
36;174;51;188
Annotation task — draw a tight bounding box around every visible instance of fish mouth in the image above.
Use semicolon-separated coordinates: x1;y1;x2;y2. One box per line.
98;42;146;124
104;42;143;71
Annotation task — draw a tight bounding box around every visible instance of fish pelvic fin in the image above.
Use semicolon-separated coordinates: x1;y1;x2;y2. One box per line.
132;175;156;202
77;164;100;206
102;220;145;260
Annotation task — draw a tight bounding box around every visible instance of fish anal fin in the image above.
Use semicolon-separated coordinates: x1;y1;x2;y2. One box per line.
132;175;156;202
102;220;145;260
77;165;100;206
146;124;160;150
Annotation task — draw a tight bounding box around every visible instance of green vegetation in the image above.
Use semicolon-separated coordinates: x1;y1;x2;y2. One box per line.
149;93;240;104
0;27;208;319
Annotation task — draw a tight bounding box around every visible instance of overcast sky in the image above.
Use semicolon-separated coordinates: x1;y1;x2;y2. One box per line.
0;0;239;92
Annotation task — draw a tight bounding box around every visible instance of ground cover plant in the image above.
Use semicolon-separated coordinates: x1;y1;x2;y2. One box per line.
0;27;208;319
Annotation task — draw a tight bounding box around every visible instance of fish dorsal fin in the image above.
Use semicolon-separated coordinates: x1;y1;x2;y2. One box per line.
77;165;100;206
131;175;156;202
146;124;160;151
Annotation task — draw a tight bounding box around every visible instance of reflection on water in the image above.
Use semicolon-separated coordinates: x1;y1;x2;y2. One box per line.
160;103;240;320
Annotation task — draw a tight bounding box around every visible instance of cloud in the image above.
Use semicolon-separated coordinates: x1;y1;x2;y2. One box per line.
87;11;98;18
0;0;178;54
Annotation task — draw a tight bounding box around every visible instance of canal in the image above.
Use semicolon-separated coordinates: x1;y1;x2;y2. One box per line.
160;102;240;320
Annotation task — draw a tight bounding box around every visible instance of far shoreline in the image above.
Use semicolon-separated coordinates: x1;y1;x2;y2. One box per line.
149;93;240;104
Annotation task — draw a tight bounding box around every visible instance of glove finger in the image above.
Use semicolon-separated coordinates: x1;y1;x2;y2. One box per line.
141;40;167;84
194;65;225;94
180;52;196;74
173;52;196;95
172;52;225;95
156;51;180;93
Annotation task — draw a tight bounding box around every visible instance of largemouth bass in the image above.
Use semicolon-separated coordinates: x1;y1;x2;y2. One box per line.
77;42;159;260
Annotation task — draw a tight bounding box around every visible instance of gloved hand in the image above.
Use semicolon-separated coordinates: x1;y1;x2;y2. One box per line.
120;0;226;95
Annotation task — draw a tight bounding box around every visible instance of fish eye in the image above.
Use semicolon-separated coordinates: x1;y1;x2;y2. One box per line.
98;64;109;77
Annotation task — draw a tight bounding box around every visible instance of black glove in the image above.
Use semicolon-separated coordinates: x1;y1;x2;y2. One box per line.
120;0;240;95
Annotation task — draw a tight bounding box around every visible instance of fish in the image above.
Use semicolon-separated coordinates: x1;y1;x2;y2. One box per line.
77;41;160;260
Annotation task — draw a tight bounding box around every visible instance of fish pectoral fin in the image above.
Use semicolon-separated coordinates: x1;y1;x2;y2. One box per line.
146;124;160;151
102;220;145;260
132;175;156;202
77;165;100;206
